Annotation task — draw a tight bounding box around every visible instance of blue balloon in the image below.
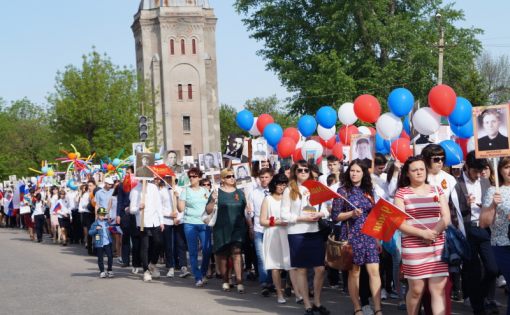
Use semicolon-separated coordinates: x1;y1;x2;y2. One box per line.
128;155;135;162
450;119;473;139
235;110;254;131
67;179;78;191
297;115;317;137
316;106;337;128
440;140;463;166
155;153;161;160
112;158;121;167
388;88;414;117
263;123;283;147
41;166;48;174
376;133;390;154
448;97;473;126
402;115;411;136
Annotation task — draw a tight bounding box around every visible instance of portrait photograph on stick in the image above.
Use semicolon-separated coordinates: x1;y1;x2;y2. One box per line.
134;152;155;179
473;104;510;158
132;142;146;156
350;134;375;169
223;134;244;159
198;152;222;172
233;163;252;188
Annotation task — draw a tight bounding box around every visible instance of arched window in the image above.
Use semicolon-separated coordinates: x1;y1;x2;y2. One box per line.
178;84;183;100
170;39;175;55
192;39;197;54
181;39;185;55
187;84;193;99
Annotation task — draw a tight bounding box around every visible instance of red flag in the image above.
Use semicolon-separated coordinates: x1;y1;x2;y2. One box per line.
361;198;409;241
122;173;138;193
148;164;176;178
301;180;341;206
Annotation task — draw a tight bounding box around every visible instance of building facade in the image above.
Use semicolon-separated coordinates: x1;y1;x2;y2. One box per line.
132;0;220;156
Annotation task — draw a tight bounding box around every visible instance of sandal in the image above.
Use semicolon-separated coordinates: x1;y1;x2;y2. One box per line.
353;310;363;315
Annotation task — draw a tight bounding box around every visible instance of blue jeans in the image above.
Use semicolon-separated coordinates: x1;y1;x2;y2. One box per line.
492;246;510;315
183;223;211;281
254;231;271;286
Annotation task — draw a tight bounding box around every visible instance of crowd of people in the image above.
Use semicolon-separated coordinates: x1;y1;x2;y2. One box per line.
1;144;509;315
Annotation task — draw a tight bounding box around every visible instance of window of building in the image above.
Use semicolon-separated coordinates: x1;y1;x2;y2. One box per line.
170;39;175;55
181;39;185;54
183;116;191;132
187;84;193;100
184;145;192;156
178;84;183;100
192;39;197;54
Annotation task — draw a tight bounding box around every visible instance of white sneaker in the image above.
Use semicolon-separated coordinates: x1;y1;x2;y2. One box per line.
166;268;175;278
381;288;388;300
277;297;287;304
99;272;106;278
131;267;139;275
195;280;204;287
143;270;152;282
149;264;160;279
496;275;507;288
179;266;191;278
107;271;114;278
117;258;123;265
362;305;374;315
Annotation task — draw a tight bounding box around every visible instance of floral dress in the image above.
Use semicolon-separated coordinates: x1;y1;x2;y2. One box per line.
332;186;379;266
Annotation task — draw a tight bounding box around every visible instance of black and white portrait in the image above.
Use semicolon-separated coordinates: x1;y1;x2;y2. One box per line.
474;104;510;158
233;163;252;187
252;138;268;161
165;150;183;174
182;156;196;171
198;152;222;172
224;134;244;159
135;152;155;179
350;135;375;169
132;142;146;156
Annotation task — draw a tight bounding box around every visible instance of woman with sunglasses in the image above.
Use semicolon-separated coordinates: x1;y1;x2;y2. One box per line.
332;159;383;315
177;167;211;287
421;144;457;201
394;156;450;315
281;160;330;315
206;168;250;293
260;173;291;304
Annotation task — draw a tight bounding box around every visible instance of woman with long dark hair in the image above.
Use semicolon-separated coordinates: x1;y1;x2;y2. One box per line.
394;156;450;315
332;159;382;315
281;160;330;315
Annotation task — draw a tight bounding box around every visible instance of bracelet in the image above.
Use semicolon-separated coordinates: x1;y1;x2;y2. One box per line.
269;216;275;227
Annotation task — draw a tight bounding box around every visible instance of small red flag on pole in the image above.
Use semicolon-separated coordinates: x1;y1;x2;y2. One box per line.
361;198;409;241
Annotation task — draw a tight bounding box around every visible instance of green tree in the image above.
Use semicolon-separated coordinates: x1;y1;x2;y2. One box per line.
48;50;150;158
235;0;483;113
477;52;510;105
0;98;58;179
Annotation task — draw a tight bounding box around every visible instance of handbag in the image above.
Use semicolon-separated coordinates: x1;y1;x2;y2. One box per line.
20;205;31;215
325;221;353;271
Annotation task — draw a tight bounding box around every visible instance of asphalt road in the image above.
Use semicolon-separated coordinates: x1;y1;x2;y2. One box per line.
0;228;506;315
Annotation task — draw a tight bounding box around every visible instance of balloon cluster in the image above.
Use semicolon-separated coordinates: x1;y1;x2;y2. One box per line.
235;83;472;165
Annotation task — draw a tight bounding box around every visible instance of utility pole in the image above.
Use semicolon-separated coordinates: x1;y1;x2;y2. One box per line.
436;12;445;85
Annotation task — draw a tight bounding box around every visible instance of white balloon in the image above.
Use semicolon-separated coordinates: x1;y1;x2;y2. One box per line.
412;107;441;136
249;117;260;136
467;136;475;153
338;102;357;125
376;113;403;140
317;125;336;140
358;126;372;135
301;140;324;162
295;135;306;149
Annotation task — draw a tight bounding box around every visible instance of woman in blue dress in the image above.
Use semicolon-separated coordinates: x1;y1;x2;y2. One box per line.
332;159;382;315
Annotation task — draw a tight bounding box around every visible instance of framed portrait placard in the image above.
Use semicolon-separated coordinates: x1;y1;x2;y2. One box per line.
350;134;375;169
135;152;156;179
473;104;510;159
198;152;223;172
233;163;252;188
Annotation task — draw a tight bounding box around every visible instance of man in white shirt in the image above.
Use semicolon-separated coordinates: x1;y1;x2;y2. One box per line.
130;179;164;282
247;168;273;296
319;155;342;186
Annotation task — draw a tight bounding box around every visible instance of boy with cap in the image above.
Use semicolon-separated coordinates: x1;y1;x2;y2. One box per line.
89;207;114;278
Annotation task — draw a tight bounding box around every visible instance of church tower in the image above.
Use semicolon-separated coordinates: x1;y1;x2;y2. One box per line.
132;0;220;156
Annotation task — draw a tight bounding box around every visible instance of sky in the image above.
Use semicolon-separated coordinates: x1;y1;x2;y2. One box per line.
0;1;509;110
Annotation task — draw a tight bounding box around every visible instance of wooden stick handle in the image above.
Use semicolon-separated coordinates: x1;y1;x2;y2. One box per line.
493;158;500;193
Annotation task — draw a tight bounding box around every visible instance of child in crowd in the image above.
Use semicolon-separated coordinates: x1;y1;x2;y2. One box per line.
88;207;114;278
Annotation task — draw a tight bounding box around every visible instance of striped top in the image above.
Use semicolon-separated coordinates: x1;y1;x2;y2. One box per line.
394;186;449;280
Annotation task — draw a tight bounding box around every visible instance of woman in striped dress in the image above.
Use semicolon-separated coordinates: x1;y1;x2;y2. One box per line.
394;156;450;315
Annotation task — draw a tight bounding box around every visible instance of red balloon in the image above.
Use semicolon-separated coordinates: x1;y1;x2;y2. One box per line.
277;137;297;158
338;125;359;145
354;94;381;123
256;114;274;133
391;138;413;163
283;127;300;143
400;130;410;140
332;142;344;160
107;164;115;171
292;147;304;162
428;84;457;116
320;136;336;150
455;138;468;160
368;127;376;135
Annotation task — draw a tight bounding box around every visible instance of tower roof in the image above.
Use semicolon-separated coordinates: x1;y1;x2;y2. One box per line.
139;0;210;10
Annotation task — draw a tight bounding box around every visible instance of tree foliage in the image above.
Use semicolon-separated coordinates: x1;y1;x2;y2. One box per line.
48;50;149;158
477;52;510;105
235;0;484;113
0;98;58;179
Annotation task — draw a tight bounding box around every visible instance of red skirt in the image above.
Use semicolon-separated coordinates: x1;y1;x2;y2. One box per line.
23;214;34;228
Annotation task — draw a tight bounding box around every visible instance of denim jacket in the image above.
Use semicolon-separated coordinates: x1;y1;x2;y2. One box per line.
88;220;113;248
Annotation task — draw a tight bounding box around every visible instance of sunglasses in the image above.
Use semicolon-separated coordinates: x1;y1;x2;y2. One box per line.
296;168;310;174
431;157;445;163
223;175;235;179
202;183;211;187
189;175;199;178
